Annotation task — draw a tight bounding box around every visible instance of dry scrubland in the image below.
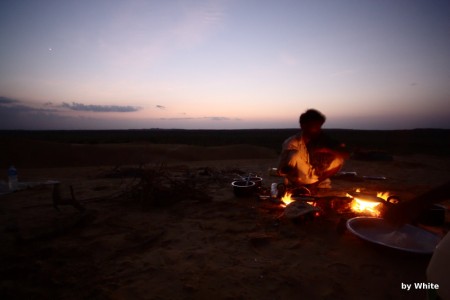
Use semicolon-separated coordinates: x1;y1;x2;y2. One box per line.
0;129;449;299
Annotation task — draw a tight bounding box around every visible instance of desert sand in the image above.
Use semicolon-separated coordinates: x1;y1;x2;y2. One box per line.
1;140;449;299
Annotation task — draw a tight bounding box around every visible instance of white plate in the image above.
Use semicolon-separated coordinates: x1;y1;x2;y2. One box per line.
346;217;441;254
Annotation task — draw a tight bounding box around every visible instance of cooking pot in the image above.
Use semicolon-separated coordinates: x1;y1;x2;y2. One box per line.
231;180;256;197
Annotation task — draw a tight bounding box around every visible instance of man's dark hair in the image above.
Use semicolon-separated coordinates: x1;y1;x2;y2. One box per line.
299;109;326;125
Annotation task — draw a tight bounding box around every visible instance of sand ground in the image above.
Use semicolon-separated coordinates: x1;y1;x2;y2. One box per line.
1;142;449;299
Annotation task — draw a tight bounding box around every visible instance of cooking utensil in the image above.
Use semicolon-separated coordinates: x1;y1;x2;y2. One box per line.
231;180;256;197
243;176;263;187
346;217;441;254
292;195;351;202
362;176;387;180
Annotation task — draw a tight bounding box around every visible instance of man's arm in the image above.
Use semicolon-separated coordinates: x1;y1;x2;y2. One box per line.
278;149;295;174
310;133;350;159
278;149;319;184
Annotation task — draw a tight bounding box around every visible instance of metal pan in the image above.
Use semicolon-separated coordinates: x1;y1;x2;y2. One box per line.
346;217;441;254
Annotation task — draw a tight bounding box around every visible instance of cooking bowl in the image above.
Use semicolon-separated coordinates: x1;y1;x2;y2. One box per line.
231;180;256;197
346;217;441;254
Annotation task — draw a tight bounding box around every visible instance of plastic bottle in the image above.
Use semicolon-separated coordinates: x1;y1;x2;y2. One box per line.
8;165;18;191
270;183;278;199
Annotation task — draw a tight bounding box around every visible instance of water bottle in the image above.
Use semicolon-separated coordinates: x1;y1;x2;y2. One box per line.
270;183;278;199
8;166;18;191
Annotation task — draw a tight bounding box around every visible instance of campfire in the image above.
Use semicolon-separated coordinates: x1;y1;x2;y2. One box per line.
279;191;320;218
346;189;393;217
349;197;382;217
273;187;396;220
280;192;295;207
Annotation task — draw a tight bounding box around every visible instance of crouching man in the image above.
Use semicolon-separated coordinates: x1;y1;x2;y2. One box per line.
278;109;349;189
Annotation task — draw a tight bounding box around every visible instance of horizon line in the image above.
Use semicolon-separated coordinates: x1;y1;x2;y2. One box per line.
1;127;449;131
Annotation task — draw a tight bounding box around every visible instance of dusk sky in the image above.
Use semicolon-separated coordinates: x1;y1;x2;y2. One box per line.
1;0;449;130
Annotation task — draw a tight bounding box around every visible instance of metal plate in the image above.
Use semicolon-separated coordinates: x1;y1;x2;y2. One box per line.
346;217;441;254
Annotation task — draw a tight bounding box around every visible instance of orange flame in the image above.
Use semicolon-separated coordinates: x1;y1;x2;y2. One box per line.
280;192;320;217
281;192;295;207
350;197;382;217
347;191;384;217
377;191;390;201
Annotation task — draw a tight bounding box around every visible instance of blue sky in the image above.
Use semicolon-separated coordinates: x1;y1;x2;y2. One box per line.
0;0;449;129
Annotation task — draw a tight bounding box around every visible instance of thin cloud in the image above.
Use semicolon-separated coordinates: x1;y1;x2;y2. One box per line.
62;102;141;113
0;96;57;113
0;96;19;104
0;97;62;129
156;105;166;110
209;116;238;121
0;97;147;129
